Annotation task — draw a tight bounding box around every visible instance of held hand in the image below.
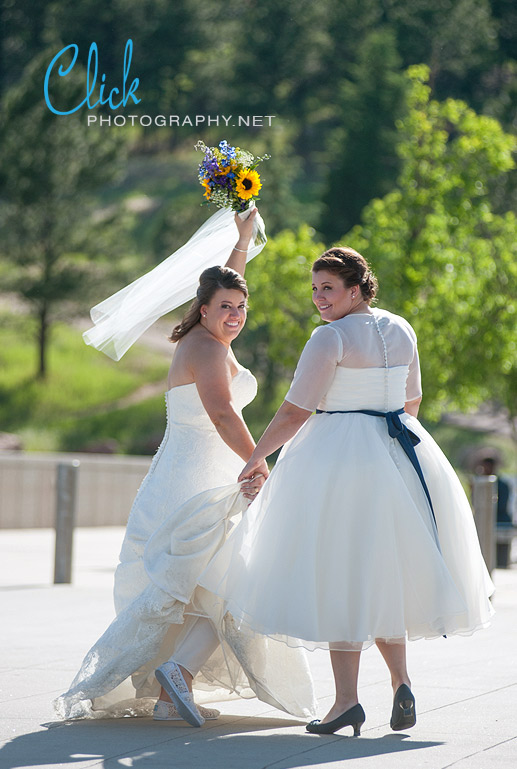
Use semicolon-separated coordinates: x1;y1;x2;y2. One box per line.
239;458;269;500
238;454;268;483
234;207;257;246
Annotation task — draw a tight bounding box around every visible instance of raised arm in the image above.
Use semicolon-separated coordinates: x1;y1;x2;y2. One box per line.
224;208;258;276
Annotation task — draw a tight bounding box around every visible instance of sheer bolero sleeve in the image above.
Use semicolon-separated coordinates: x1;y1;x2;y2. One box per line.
403;323;422;402
285;326;343;412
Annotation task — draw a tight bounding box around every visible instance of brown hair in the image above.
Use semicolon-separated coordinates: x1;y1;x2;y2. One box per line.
170;265;248;342
312;246;378;303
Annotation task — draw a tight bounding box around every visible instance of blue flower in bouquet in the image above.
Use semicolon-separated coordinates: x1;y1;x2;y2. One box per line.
218;140;237;162
194;139;270;212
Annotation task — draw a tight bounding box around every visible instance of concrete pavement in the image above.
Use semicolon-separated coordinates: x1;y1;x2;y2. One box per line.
0;526;516;769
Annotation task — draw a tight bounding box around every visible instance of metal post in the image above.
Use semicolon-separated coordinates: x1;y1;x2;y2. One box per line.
471;475;497;574
54;461;80;584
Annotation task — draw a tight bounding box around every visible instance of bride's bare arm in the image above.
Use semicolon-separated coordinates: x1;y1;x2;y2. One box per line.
224;209;257;276
238;401;311;482
238;326;339;481
404;396;422;417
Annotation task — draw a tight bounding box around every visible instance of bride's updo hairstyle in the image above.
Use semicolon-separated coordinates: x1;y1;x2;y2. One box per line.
312;246;378;304
170;265;248;342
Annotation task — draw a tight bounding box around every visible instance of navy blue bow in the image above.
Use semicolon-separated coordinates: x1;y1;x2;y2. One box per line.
316;407;439;547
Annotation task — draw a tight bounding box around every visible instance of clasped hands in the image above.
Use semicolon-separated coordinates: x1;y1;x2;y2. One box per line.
239;456;269;502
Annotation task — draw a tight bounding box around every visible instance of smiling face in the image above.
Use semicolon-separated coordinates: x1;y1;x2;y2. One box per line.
312;270;361;321
200;288;248;344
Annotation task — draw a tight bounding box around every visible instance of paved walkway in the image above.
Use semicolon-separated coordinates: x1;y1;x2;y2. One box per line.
0;527;516;769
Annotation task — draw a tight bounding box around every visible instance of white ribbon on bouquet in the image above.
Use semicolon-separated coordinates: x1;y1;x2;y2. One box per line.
83;203;266;361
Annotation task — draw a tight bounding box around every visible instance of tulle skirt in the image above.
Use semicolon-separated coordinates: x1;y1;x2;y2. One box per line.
199;411;494;651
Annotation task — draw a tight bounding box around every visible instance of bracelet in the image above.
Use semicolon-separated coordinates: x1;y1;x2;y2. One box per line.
233;246;248;253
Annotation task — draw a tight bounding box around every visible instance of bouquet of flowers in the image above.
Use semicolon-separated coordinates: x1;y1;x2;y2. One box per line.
195;139;269;213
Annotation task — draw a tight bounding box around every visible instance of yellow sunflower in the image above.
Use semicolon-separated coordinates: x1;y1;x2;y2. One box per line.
201;178;211;200
235;169;262;200
215;161;237;176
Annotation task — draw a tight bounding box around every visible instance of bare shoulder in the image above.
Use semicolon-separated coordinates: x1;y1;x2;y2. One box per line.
186;327;231;373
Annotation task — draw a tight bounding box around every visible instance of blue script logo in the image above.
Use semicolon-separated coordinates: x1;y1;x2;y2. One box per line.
44;39;140;115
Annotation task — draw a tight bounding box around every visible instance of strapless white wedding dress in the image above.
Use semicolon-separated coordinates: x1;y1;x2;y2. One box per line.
54;369;316;720
113;369;257;614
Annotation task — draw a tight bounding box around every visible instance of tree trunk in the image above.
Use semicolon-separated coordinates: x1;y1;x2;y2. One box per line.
37;303;49;379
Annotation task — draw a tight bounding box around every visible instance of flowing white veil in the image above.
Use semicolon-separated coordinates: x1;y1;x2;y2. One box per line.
83;206;266;361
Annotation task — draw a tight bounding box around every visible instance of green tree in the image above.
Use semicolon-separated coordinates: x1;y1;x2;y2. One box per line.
234;225;325;434
383;0;499;94
0;0;48;94
346;66;517;425
0;50;131;378
43;0;201;118
319;27;407;242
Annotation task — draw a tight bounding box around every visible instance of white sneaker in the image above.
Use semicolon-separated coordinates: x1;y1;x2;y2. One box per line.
155;661;205;727
153;700;220;722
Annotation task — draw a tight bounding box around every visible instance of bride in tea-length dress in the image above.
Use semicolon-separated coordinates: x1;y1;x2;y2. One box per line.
201;308;493;647
199;246;493;734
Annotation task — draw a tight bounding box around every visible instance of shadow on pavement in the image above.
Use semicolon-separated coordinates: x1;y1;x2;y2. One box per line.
0;716;443;768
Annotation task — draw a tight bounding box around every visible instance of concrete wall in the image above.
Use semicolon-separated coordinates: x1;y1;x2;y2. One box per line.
0;452;152;528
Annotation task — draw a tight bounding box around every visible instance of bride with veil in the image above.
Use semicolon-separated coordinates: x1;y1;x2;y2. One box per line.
54;205;316;724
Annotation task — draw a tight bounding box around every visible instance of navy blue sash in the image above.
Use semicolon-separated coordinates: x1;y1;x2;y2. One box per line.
316;407;440;546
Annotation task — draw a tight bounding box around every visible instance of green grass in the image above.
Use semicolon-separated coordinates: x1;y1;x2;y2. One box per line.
0;311;168;453
57;395;167;455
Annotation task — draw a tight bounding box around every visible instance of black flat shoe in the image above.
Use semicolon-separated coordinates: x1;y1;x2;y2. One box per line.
390;684;416;731
306;703;365;736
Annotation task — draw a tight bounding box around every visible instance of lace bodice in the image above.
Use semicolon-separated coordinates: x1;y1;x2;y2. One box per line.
285;308;421;412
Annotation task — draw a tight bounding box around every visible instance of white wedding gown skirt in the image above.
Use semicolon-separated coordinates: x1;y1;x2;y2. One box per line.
199;367;494;651
54;369;316;720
